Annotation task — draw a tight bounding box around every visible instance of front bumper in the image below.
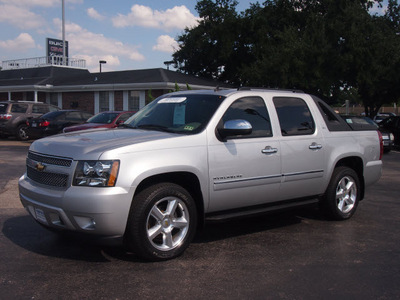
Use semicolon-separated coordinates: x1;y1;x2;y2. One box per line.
19;174;133;237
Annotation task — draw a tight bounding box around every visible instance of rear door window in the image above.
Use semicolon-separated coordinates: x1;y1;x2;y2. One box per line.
32;104;49;114
273;97;315;136
11;104;28;113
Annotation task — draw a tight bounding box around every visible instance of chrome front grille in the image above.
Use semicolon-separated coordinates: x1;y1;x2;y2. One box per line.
27;166;69;187
26;151;72;187
28;151;72;167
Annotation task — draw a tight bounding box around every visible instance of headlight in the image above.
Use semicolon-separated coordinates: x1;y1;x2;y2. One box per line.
73;160;119;187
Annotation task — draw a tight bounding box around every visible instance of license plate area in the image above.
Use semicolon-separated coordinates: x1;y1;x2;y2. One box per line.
34;208;48;224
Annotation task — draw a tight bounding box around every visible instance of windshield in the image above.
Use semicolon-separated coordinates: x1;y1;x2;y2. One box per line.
87;112;120;124
41;110;65;120
124;94;225;134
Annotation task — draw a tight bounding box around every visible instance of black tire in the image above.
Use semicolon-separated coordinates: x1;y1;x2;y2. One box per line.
125;183;197;261
320;166;360;220
17;124;29;141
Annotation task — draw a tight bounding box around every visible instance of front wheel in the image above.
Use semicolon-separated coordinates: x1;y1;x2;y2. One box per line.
125;183;197;261
320;167;360;220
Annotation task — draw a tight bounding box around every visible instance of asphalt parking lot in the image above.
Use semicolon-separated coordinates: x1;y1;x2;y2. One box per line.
1;139;399;299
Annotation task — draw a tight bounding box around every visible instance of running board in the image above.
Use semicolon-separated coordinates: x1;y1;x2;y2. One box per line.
205;198;319;222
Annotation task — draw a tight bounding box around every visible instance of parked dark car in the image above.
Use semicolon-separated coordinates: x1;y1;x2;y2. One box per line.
341;115;394;152
26;110;93;139
379;116;400;147
63;111;135;133
373;112;396;124
0;101;60;140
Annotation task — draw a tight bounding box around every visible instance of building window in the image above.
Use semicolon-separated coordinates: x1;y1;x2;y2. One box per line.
123;91;145;111
49;93;58;107
128;91;140;111
99;91;109;112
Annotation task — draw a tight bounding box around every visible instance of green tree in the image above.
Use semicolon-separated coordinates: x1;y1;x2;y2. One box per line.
173;0;400;115
173;0;241;82
357;0;400;116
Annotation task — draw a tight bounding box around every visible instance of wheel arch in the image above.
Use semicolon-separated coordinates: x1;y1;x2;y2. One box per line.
16;120;28;130
133;172;205;229
334;156;365;200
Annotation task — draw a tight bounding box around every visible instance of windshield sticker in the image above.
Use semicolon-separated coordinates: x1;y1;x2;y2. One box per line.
173;105;186;125
184;125;194;131
159;97;187;104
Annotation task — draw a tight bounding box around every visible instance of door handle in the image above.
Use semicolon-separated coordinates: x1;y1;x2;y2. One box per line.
262;146;278;154
309;142;322;150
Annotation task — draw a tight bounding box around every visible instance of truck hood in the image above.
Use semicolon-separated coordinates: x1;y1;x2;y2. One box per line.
29;128;179;159
63;122;112;132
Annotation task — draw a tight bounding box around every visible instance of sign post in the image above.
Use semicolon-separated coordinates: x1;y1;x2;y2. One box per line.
46;38;68;65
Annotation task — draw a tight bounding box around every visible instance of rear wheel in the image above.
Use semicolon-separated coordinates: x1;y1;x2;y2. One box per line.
321;167;360;220
17;124;29;141
125;183;197;261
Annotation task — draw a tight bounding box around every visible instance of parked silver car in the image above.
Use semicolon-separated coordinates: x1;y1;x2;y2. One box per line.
19;89;382;261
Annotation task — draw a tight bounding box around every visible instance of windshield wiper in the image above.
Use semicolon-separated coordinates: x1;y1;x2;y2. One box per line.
118;123;134;129
134;124;175;133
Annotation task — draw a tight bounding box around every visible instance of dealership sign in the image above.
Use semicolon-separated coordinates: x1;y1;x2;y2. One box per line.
46;38;68;60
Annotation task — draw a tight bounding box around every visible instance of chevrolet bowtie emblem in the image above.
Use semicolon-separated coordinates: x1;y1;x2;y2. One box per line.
35;162;46;172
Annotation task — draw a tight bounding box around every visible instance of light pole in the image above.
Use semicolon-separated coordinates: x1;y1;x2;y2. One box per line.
164;60;174;70
62;0;66;65
99;60;106;73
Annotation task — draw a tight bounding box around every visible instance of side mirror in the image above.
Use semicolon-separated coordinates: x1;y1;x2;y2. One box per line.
217;119;252;140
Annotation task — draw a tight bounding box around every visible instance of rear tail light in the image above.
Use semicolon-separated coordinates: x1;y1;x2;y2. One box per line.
377;130;383;160
39;121;50;127
0;114;12;120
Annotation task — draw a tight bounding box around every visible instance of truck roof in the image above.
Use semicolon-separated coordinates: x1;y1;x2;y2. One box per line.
169;87;307;98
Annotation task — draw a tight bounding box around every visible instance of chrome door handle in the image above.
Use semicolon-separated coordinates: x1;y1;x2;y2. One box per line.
262;146;278;154
309;142;322;150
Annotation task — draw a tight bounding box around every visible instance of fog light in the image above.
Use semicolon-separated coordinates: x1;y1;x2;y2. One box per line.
74;216;96;230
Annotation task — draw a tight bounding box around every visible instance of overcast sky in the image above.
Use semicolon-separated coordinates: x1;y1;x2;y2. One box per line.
0;0;388;73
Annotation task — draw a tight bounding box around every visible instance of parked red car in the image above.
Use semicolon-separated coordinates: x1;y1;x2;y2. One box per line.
63;111;135;133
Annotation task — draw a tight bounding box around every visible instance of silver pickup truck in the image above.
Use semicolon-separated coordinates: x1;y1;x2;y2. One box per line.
19;88;383;261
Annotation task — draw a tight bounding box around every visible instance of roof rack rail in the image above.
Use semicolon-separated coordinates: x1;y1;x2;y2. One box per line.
237;87;304;93
5;100;45;103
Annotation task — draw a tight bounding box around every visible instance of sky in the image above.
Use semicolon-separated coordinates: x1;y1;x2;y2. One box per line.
0;0;389;73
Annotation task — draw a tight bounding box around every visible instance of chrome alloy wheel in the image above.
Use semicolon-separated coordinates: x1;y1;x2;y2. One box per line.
146;196;190;251
336;175;357;214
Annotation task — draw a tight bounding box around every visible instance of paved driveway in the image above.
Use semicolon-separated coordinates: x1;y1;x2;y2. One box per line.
1;139;399;299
